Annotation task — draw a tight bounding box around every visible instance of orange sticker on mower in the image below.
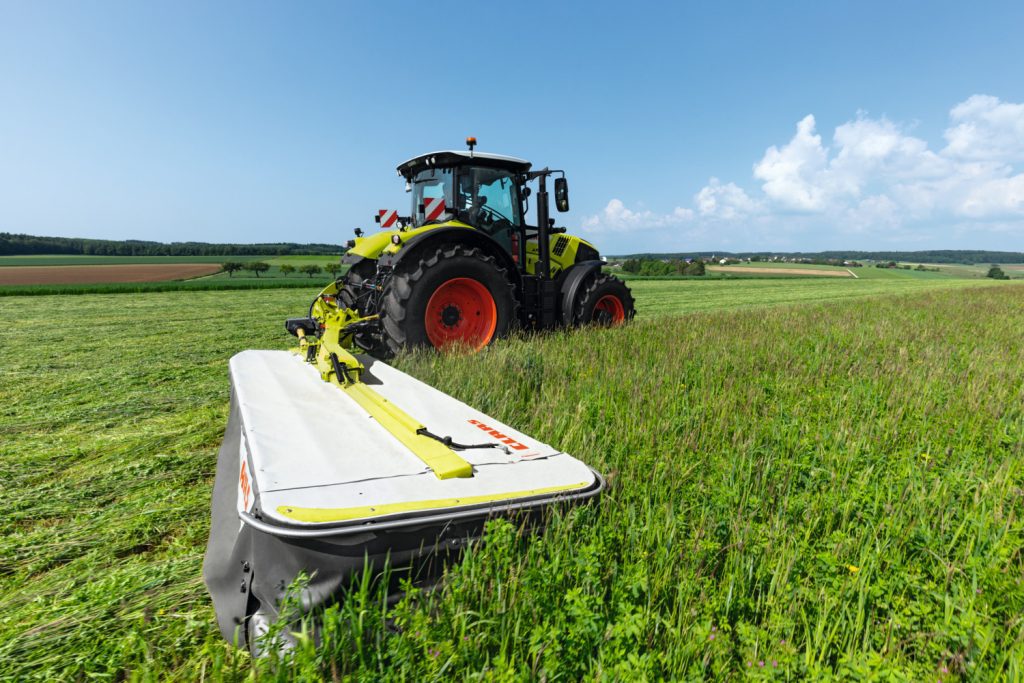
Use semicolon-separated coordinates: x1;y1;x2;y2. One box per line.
239;459;252;512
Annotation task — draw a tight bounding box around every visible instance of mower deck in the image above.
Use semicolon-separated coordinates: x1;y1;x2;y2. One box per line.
204;350;602;649
231;350;597;527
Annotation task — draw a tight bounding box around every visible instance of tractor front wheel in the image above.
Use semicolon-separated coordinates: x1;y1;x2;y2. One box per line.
338;259;376;314
382;245;517;354
573;274;635;326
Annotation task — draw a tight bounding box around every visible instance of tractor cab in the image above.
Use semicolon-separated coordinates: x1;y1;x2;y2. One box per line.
399;150;530;254
395;143;594;283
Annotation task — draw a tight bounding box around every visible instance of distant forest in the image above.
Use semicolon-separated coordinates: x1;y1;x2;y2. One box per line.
612;250;1024;265
0;233;343;256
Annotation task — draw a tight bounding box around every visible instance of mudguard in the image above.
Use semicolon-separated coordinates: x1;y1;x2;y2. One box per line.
559;260;604;325
380;227;520;285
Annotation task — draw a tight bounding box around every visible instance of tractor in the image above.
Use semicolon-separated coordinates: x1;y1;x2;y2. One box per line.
288;138;634;356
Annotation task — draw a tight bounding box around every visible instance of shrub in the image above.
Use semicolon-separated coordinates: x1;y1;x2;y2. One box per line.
684;259;705;276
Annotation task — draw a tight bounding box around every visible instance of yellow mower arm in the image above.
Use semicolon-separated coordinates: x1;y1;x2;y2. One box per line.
300;307;473;480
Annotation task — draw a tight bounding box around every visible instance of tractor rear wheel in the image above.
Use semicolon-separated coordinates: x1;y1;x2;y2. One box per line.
381;245;517;354
573;274;635;326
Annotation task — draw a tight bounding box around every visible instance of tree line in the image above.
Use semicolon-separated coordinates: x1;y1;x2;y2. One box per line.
620;258;706;276
0;232;342;256
221;262;343;278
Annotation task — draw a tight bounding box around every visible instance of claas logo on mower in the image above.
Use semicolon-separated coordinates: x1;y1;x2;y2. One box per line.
467;418;531;451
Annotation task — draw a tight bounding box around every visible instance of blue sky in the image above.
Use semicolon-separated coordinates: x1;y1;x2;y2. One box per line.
2;1;1023;253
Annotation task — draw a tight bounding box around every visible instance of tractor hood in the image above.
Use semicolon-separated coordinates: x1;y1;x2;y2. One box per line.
345;221;477;261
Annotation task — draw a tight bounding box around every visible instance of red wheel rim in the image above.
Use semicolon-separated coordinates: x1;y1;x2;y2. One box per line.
424;277;497;350
594;294;626;325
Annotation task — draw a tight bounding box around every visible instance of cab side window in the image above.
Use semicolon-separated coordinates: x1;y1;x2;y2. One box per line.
457;168;520;251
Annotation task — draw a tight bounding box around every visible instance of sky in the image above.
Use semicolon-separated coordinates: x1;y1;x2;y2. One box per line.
1;1;1023;253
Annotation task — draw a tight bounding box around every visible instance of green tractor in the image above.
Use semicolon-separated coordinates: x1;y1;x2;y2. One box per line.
292;138;635;356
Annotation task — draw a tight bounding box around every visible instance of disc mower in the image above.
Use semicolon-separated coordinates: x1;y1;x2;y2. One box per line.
203;141;622;652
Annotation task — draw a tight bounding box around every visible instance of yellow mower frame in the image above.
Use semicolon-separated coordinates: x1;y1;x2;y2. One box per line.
294;288;473;480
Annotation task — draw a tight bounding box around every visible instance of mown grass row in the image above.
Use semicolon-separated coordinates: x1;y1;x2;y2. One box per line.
1;282;1022;679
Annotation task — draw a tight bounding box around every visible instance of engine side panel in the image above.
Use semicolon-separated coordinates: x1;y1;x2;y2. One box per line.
524;234;599;278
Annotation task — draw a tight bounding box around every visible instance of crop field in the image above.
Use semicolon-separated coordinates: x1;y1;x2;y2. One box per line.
0;255;263;267
628;276;1015;315
2;278;1023;680
706;265;854;277
264;254;345;267
0;263;223;286
0;255;345;295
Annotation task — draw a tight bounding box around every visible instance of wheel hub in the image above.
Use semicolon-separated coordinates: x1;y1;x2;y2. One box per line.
440;304;462;328
593;294;626;325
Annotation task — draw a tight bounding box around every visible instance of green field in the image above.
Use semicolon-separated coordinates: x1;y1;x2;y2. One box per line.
706;261;960;280
3;254;1012;296
2;279;1023;679
612;261;986;281
629;276;1017;314
264;254;344;266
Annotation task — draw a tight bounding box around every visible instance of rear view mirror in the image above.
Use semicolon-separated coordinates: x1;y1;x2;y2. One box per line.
554;177;569;212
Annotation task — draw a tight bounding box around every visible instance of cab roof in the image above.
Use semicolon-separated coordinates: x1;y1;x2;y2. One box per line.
397;150;532;178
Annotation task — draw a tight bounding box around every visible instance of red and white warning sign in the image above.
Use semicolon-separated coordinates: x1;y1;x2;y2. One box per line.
423;197;446;221
378;209;398;228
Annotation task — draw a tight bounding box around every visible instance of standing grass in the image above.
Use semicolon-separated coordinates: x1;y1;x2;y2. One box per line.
0;283;1022;679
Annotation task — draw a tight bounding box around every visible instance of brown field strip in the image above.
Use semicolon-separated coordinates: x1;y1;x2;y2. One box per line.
707;265;853;277
0;263;221;285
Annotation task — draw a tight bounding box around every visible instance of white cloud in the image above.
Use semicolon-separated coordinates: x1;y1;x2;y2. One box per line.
753;114;829;210
943;94;1024;162
694;178;759;219
582;198;693;232
584;94;1024;247
958;174;1024;217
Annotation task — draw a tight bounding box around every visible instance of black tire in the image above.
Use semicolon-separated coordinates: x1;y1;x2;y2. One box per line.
573;274;636;326
381;245;517;354
338;259;377;314
334;259;391;356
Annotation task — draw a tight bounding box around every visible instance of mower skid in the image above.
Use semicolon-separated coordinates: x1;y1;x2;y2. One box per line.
203;350;602;649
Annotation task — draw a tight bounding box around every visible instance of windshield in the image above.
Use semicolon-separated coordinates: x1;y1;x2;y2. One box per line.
409;166;521;239
410;168;454;225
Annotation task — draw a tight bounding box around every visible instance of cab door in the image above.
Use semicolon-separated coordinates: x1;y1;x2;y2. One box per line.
456;167;521;255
